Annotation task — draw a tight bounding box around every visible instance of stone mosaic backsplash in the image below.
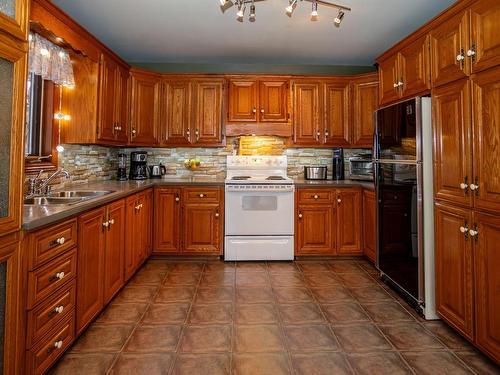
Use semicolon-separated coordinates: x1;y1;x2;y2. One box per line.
24;137;371;190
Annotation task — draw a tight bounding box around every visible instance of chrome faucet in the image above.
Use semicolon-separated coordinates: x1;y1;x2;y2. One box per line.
26;168;70;198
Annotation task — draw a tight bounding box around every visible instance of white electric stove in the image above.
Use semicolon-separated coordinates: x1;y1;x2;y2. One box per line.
224;155;295;261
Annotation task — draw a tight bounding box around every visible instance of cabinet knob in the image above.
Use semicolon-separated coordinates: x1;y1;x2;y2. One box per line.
54;340;63;349
260;109;265;113
109;219;115;226
459;226;468;234
252;108;257;113
459;182;469;190
215;212;220;218
313;195;319;199
397;80;404;87
131;128;136;136
393;82;399;88
48;305;64;317
56;237;65;245
470;183;479;191
102;220;109;228
175;197;180;202
199;194;205;198
456;53;465;61
466;49;476;57
337;198;342;203
469;229;478;238
298;213;303;219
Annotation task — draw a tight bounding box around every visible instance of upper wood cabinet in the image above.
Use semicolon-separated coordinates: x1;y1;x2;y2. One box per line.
323;81;350;146
97;54;129;144
0;0;29;41
432;78;472;208
292;80;322;147
378;35;430;105
160;79;192;146
129;69;160;146
351;74;378;148
430;10;470;88
227;77;288;124
192;79;225;146
470;0;500;74
0;35;26;237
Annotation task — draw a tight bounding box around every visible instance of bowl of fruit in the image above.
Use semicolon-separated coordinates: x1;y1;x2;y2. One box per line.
184;158;202;170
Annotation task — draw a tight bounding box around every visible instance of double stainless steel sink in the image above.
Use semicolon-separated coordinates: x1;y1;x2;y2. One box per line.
24;190;114;206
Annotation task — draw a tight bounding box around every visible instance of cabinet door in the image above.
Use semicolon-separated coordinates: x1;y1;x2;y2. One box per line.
0;0;28;41
474;211;500;362
336;189;362;254
430;11;469;88
0;39;26;236
351;76;378;148
161;80;191;145
124;195;139;281
323;82;350;146
292;82;322;146
362;189;376;263
432;79;472;207
472;66;500;213
259;80;288;122
296;205;334;255
153;188;181;254
141;189;153;257
228;79;258;122
192;79;224;145
434;203;474;341
399;35;431;97
103;200;125;304
183;203;222;254
97;54;118;142
130;72;160;145
378;54;400;105
77;207;106;333
470;0;500;74
114;65;129;144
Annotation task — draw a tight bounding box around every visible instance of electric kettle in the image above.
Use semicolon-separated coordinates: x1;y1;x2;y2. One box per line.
148;164;166;179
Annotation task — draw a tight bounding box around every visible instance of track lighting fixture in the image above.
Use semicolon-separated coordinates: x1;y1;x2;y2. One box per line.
334;9;344;26
310;0;319;21
219;0;350;26
285;0;298;16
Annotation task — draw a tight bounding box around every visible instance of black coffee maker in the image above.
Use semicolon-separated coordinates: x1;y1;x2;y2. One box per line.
130;151;148;180
332;148;345;180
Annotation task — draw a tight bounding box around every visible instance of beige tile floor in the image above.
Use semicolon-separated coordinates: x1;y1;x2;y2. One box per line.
49;259;500;375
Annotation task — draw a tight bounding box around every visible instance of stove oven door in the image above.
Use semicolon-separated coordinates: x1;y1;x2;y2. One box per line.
225;187;294;236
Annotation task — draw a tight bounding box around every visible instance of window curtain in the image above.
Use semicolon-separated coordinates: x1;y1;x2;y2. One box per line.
28;33;75;88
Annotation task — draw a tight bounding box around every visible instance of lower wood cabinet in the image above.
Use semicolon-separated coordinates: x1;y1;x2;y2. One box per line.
77;198;127;333
435;201;500;363
362;189;376;263
295;187;362;256
153;186;224;255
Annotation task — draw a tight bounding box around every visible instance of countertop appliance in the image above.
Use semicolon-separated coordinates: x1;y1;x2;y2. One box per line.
332;148;344;180
129;151;148;180
149;164;166;179
304;166;327;180
224;155;294;261
349;156;374;181
117;153;127;181
374;96;437;320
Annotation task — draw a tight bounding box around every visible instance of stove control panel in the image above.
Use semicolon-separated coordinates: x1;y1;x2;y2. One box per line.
225;184;295;192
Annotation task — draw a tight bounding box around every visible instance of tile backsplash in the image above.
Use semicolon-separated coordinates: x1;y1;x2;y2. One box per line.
25;137;371;190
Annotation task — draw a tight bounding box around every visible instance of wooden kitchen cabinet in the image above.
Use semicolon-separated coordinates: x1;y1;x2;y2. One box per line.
183;203;222;254
259;79;288;122
362;189;376;263
378;54;400;105
434;202;474;341
469;0;500;74
160;79;192;146
292;81;322;146
153;188;181;254
351;74;378;148
76;207;106;334
474;211;500;363
336;188;362;255
296;204;335;255
192;79;224;146
228;79;258;122
129;69;160;145
432;78;472;208
323;81;350;146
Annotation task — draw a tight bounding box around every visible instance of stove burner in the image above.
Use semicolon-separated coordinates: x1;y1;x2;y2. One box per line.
266;176;286;180
232;176;251;180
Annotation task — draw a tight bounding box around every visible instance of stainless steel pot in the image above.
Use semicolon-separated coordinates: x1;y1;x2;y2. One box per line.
304;166;327;180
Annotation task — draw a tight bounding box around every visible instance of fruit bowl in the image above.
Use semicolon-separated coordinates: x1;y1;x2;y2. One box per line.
184;158;201;170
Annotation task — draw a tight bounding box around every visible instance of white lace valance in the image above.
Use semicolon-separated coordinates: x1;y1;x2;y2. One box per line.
29;33;75;88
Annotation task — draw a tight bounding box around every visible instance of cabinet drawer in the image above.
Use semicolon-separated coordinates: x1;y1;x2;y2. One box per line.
26;281;76;348
298;189;333;203
27;249;77;309
183;187;221;203
28;219;77;270
26;313;75;375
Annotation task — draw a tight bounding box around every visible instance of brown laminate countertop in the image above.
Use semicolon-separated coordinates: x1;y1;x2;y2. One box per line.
23;177;374;231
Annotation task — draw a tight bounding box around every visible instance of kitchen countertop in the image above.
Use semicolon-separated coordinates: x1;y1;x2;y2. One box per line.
23;177;374;231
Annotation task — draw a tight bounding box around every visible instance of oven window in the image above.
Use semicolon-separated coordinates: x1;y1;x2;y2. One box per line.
242;196;278;211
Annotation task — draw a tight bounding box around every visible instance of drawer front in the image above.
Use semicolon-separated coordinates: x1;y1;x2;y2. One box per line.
298;189;333;203
26;313;75;375
28;219;77;270
27;249;77;309
184;187;221;203
26;281;76;348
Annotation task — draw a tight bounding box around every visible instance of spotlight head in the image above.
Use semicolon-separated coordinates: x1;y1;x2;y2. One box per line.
334;10;345;26
249;4;256;22
219;0;227;6
285;0;297;16
236;5;245;21
310;1;318;21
